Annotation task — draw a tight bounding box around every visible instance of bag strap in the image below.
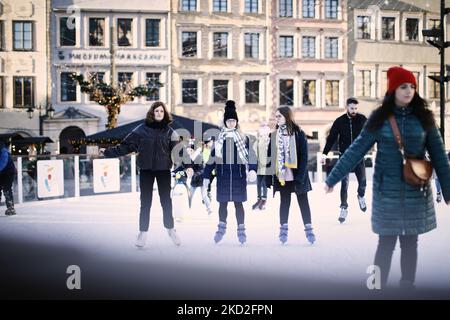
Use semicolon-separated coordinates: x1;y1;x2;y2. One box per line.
388;115;406;159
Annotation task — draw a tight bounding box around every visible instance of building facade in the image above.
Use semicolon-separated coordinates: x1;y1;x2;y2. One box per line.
0;0;49;142
171;0;271;133
270;0;349;143
50;0;171;152
348;0;450;147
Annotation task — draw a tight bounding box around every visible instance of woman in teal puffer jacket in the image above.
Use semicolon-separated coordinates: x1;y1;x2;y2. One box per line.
325;67;450;289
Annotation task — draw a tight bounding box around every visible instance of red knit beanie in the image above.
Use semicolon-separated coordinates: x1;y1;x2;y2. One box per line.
387;66;417;94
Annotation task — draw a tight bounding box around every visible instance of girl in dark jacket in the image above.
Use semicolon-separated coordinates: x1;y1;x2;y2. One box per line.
325;67;450;289
103;101;181;248
203;100;257;244
266;106;315;245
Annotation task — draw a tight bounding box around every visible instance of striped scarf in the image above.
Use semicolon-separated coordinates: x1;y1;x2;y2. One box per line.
215;128;248;165
277;125;297;185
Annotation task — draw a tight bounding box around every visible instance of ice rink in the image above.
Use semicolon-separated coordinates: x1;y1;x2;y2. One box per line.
1;182;449;299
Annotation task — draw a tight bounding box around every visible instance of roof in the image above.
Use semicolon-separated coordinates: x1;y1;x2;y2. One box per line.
349;0;430;13
12;137;54;145
52;107;99;120
85;114;220;141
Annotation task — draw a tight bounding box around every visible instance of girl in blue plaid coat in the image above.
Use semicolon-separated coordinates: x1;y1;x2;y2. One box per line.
203;100;257;244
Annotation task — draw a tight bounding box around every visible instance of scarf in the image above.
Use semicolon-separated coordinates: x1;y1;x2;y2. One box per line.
215;127;248;165
276;125;298;185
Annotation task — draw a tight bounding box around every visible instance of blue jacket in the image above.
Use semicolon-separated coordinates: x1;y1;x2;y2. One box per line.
0;146;15;175
203;135;257;203
326;107;450;236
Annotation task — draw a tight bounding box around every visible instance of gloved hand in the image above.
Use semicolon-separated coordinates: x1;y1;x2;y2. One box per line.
247;170;257;183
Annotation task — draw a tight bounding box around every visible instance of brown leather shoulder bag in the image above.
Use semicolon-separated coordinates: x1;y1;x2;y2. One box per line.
388;115;432;187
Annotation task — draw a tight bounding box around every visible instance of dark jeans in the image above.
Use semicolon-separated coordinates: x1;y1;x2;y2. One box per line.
219;202;245;225
279;182;312;226
340;161;366;208
374;235;418;288
0;170;15;209
257;175;267;200
139;169;173;231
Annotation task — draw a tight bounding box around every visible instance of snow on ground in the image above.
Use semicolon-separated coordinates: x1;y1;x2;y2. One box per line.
1;182;449;299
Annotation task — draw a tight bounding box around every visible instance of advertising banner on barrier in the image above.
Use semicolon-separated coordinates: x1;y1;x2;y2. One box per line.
93;159;120;193
37;160;64;198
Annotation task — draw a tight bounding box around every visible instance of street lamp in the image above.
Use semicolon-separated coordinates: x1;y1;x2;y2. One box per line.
27;104;55;136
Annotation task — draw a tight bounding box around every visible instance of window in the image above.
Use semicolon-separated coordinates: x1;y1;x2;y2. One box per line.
302;36;315;58
0;21;5;51
244;33;259;59
279;36;294;58
182;79;198;103
60;17;76;46
303;0;315;18
213;32;228;58
325;0;338;19
382;17;395;40
89;18;105;46
356;70;371;97
118;72;133;90
429;72;440;99
182;0;197;11
279;0;293;18
245;80;260;103
213;80;228;103
61;72;77;102
14;77;34;107
325;37;338;58
146;73;161;101
325;80;339;107
0;77;3;107
213;0;227;12
280;79;294;106
381;71;388;95
245;0;258;13
356;16;371;39
412;72;420;92
88;72;104;101
145;19;160;47
303;80;316;106
182;32;197;57
406;18;419;41
117;19;133;46
429;18;440;30
13;21;33;50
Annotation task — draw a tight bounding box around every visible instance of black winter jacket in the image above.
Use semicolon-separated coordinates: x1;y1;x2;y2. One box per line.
323;113;367;155
104;121;180;170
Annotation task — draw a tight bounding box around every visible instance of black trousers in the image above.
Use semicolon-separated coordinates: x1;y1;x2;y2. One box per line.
257;175;268;200
0;170;15;209
139;170;174;231
340;161;366;208
374;235;418;287
219;202;245;225
279;182;312;226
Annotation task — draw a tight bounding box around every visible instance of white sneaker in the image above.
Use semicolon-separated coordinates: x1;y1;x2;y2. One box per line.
167;228;181;246
135;231;147;248
338;207;348;224
357;195;367;212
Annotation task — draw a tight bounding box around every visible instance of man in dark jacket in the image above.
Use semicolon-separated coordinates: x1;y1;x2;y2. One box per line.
322;97;367;223
0;141;16;215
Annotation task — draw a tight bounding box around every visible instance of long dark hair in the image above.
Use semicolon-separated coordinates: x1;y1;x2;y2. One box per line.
366;92;435;132
276;106;300;135
146;101;172;125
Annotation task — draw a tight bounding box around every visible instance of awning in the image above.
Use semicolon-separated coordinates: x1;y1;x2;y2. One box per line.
12;137;54;145
84;114;220;142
